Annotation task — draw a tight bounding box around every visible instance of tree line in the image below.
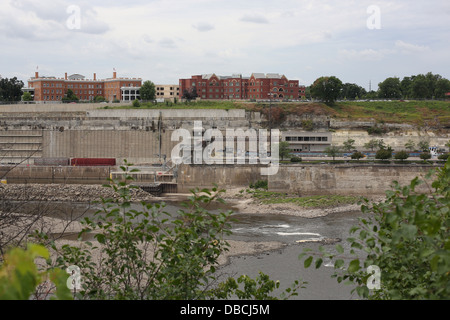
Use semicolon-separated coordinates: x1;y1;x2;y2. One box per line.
309;72;450;104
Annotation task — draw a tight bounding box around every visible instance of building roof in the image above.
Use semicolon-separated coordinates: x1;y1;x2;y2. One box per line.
68;74;85;80
251;73;266;79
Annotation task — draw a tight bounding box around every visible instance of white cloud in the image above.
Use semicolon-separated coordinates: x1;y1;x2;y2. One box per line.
192;22;215;32
395;40;430;54
239;14;269;24
0;0;449;87
339;49;391;61
158;38;177;49
0;0;109;41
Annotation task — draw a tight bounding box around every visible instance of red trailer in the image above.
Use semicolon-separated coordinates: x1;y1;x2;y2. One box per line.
70;158;116;166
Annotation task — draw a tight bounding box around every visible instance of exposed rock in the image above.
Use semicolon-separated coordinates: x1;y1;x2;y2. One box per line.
0;184;155;202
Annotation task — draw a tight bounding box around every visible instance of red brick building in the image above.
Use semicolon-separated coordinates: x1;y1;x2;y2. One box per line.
179;73;305;100
26;71;142;102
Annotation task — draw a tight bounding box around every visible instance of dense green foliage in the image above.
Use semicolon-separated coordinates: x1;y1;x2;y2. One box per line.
279;141;292;160
301;159;450;299
394;150;409;161
0;77;24;102
140;80;156;101
351;151;365;160
324;145;342;161
62;89;79;103
375;149;392;160
310;76;343;105
0;244;72;300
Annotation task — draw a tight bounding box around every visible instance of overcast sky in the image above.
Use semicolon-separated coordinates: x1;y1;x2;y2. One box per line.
1;0;449;90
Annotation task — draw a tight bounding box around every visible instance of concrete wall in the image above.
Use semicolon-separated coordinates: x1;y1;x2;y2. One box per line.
269;164;440;196
0;165;111;184
0;163;443;197
86;109;247;119
177;164;265;192
42;130;175;165
0;102;131;113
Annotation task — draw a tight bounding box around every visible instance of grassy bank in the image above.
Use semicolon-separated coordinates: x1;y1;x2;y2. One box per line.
245;189;360;208
332;100;450;126
100;99;450;126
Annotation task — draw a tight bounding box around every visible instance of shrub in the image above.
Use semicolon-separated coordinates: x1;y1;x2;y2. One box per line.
351;151;364;160
301;120;314;131
420;152;431;161
367;126;384;135
249;180;268;189
0;244;72;300
290;156;302;163
132;99;141;108
394;150;409;161
375;149;392;160
438;153;449;161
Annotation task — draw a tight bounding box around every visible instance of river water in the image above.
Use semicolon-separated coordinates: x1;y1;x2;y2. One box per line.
222;210;364;300
5;198;366;300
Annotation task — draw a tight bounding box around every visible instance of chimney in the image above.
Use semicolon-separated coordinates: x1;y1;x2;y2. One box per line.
93;73;96;81
35;71;39;78
65;72;68;80
113;71;117;79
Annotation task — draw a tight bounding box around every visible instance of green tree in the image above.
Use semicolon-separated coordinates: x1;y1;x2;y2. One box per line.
300;159;450;299
375;148;392;160
62;89;79;103
400;76;413;99
279;141;292;160
410;74;430;99
140;80;156;101
351;151;364;160
364;139;384;151
324;145;341;161
364;139;378;151
362;90;378;100
404;140;416;151
394;150;409;161
21;92;32;101
434;78;450;99
310;76;343;105
0;244;72;300
182;87;198;101
378;77;402;99
418;140;430;152
0;77;24;102
94;95;106;103
340;83;366;100
342;138;356;153
132;99;141;108
420;152;431;161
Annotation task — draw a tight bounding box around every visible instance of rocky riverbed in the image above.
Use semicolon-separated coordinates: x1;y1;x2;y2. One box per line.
0;184;378;270
0;183;156;202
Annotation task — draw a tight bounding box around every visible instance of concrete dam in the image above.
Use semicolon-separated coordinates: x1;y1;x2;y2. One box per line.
0;104;447;195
